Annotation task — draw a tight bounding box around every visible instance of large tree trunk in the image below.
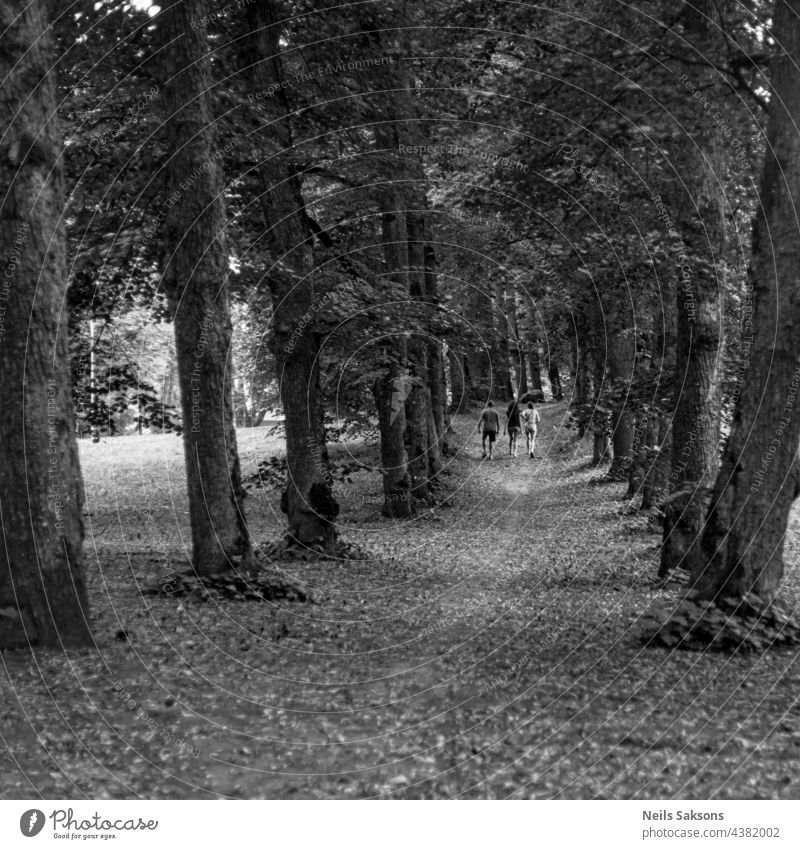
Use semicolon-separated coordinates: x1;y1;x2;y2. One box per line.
691;0;800;605
373;158;413;517
659;1;725;577
0;1;93;649
159;0;252;576
244;0;339;547
408;213;444;480
369;40;441;508
405;208;440;501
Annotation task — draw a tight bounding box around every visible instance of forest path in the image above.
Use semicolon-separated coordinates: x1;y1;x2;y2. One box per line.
3;405;800;800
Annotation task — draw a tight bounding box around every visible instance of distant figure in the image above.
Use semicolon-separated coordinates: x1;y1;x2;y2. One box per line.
479;401;500;459
505;398;522;457
521;401;541;458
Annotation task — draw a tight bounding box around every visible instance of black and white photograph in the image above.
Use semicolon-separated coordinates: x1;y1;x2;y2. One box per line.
1;0;800;842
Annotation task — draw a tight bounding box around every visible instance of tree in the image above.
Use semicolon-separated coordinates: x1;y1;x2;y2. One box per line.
240;0;342;544
659;1;727;577
690;0;800;609
0;0;93;649
157;0;253;575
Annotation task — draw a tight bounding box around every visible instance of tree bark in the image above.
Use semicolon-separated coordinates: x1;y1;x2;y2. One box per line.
593;429;612;466
425;245;451;452
0;1;93;649
548;360;563;400
528;345;544;393
159;0;252;575
640;414;668;510
659;0;725;576
691;0;800;604
405;207;440;500
448;347;466;415
492;279;514;399
373;362;413;516
464;288;492;400
627;412;651;499
508;284;527;396
244;0;339;547
608;328;636;479
373;157;413;517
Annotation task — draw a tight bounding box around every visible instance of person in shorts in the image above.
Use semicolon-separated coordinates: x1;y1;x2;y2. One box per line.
505;398;522;457
522;401;541;458
479;401;500;459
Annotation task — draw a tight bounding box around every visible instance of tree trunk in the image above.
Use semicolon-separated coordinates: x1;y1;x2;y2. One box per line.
528;346;543;393
405;208;440;500
426;246;448;448
691;0;800;605
244;0;339;547
627;412;651;499
159;0;252;576
548;361;563;400
607;328;636;480
448;348;465;415
373;364;413;517
372;143;413;516
464;288;492;400
640;414;668;510
0;1;93;649
508;284;527;397
592;429;611;466
573;327;594;437
491;279;514;399
659;1;725;577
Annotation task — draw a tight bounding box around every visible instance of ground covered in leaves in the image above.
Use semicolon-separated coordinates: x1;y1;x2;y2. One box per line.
2;402;800;799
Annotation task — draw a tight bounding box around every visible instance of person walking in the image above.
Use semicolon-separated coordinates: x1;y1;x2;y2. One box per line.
505;398;522;457
522;401;541;458
478;401;501;459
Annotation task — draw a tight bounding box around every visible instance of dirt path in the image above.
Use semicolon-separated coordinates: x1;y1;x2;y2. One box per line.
3;404;800;800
